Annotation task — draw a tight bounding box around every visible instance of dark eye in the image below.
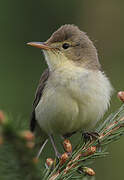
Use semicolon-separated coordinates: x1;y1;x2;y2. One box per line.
62;43;70;49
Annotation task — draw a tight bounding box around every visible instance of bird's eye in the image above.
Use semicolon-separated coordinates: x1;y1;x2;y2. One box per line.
62;43;70;49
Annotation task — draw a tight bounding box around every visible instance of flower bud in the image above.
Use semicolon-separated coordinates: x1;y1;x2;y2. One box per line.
0;136;3;145
83;146;96;156
46;158;54;167
20;131;34;141
0;111;5;125
26;141;35;149
32;157;38;164
49;171;60;180
83;167;95;176
118;91;124;102
63;139;72;153
60;152;69;165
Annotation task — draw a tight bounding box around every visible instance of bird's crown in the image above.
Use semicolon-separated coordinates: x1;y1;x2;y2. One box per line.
47;24;83;43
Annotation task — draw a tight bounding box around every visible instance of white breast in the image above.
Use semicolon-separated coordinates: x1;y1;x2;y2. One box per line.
35;65;113;135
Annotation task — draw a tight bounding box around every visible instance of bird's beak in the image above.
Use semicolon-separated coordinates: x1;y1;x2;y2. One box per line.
27;42;51;50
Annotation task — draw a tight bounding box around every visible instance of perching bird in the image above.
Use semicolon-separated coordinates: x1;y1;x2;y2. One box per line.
27;24;113;157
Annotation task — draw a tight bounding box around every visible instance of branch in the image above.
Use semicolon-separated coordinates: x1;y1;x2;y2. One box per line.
0;112;41;180
0;91;124;180
43;92;124;180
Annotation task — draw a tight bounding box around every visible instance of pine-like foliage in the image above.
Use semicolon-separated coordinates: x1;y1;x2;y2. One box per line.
0;101;124;180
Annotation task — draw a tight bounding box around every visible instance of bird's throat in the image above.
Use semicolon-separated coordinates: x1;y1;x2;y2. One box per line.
43;50;75;71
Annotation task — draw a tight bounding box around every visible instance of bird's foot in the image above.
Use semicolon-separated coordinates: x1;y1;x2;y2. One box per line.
82;132;101;152
82;131;100;142
82;132;101;151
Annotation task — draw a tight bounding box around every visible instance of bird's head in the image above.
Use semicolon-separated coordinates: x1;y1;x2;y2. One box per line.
27;24;101;71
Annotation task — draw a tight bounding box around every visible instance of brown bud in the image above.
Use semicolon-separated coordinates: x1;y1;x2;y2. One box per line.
60;152;69;166
83;146;96;156
20;131;34;141
0;111;5;124
26;141;35;149
46;158;54;167
119;117;124;122
63;139;72;153
83;167;95;176
118;91;124;102
49;171;60;180
99;133;104;139
32;157;38;164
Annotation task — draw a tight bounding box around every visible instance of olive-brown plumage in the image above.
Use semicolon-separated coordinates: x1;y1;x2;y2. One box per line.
28;24;113;157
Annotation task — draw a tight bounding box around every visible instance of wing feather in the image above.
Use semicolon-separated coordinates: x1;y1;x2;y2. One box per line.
30;69;49;132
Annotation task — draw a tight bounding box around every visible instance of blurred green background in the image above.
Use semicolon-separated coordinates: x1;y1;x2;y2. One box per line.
0;0;124;179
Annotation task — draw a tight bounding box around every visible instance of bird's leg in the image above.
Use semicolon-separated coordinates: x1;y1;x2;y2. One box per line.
37;139;48;159
49;134;61;158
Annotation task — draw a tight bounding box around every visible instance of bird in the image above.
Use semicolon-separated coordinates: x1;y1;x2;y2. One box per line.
27;24;113;157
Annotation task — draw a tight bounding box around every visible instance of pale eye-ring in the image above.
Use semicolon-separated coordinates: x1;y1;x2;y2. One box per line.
62;43;70;49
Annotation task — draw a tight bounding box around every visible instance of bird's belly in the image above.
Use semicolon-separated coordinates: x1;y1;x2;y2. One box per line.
35;89;80;135
35;88;106;135
35;69;112;135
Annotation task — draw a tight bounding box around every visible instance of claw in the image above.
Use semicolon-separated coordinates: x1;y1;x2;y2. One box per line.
82;132;100;142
